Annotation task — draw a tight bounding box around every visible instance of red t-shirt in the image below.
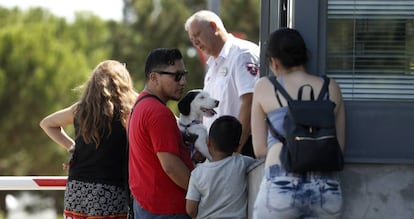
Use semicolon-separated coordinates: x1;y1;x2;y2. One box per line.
128;92;194;214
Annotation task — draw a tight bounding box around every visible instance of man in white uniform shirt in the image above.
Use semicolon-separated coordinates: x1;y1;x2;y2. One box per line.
185;10;260;157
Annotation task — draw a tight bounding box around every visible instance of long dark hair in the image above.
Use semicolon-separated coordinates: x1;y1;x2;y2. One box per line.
266;28;309;68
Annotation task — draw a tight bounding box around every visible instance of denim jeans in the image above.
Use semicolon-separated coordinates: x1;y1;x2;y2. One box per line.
253;164;342;219
133;198;190;219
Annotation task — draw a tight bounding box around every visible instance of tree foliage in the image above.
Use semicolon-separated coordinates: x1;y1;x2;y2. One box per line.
221;0;260;43
0;2;260;216
0;7;110;175
0;0;260;175
120;0;260;104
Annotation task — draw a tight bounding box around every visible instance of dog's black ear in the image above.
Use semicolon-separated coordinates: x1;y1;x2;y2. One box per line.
178;91;199;116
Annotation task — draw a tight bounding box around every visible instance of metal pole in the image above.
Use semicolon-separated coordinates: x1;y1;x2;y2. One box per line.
207;0;221;15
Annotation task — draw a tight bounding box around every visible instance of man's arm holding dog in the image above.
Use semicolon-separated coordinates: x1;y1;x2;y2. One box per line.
158;152;190;189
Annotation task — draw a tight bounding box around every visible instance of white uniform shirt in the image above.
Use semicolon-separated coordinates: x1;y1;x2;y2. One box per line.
203;34;260;130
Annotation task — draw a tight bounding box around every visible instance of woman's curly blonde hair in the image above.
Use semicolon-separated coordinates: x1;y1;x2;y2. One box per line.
75;60;137;146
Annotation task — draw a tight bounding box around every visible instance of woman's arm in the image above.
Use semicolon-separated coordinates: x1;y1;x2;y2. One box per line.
329;79;346;152
251;79;269;158
40;102;77;150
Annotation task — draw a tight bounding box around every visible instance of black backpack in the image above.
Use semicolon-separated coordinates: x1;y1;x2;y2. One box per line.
266;75;344;173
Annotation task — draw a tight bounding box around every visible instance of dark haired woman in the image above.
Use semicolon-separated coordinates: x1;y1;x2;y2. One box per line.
251;28;346;219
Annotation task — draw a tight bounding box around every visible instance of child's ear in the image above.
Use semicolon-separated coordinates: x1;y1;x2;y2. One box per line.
207;138;213;148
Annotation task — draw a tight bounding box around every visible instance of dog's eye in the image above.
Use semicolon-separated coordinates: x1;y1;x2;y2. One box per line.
199;95;205;99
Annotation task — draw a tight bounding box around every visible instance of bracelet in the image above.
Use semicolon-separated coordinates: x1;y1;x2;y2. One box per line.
68;143;75;153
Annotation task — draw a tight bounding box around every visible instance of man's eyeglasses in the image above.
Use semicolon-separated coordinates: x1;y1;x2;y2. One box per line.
153;70;188;82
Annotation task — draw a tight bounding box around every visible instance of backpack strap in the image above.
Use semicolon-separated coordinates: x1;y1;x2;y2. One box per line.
269;75;331;102
126;93;162;173
125;93;162;218
266;75;287;144
130;94;163;114
266;117;286;144
317;76;330;101
298;84;315;101
267;75;291;106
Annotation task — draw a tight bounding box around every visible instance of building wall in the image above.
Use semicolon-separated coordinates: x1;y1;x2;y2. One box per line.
254;1;414;218
247;161;414;219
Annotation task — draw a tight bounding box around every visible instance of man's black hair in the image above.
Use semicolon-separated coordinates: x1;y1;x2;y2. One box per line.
144;48;183;79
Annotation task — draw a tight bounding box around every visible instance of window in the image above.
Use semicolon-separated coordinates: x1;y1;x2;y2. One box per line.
326;0;414;100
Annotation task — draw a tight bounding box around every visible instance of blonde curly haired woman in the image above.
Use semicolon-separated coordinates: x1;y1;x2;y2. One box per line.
40;60;138;219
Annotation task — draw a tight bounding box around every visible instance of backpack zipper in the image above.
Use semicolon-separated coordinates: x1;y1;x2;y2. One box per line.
295;135;336;141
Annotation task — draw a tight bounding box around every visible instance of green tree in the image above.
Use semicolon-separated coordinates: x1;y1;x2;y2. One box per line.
0;7;111;176
221;0;261;43
0;1;261;216
0;0;261;177
117;0;207;92
120;0;261;92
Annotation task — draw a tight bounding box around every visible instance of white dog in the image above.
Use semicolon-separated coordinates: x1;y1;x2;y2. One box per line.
178;89;219;161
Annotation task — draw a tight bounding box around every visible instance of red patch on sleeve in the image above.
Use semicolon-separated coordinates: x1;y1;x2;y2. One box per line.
246;63;259;76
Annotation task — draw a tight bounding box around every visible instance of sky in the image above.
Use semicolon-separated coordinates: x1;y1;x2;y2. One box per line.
0;0;123;22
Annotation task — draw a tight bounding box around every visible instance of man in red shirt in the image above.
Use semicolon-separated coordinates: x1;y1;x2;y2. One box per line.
128;48;194;218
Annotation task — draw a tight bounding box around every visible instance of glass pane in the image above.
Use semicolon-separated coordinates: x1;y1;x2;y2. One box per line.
326;0;414;100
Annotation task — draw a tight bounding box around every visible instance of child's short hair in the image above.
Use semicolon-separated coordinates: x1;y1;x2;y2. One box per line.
209;115;242;154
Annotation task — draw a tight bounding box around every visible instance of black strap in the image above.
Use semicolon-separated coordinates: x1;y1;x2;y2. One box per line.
268;75;330;102
266;75;286;143
266;117;286;144
298;84;315;101
266;75;331;144
126;93;161;183
267;76;284;107
267;75;293;103
124;93;162;217
130;94;163;115
317;76;330;101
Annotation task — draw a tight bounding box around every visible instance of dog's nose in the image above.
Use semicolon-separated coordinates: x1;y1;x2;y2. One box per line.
214;100;219;106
